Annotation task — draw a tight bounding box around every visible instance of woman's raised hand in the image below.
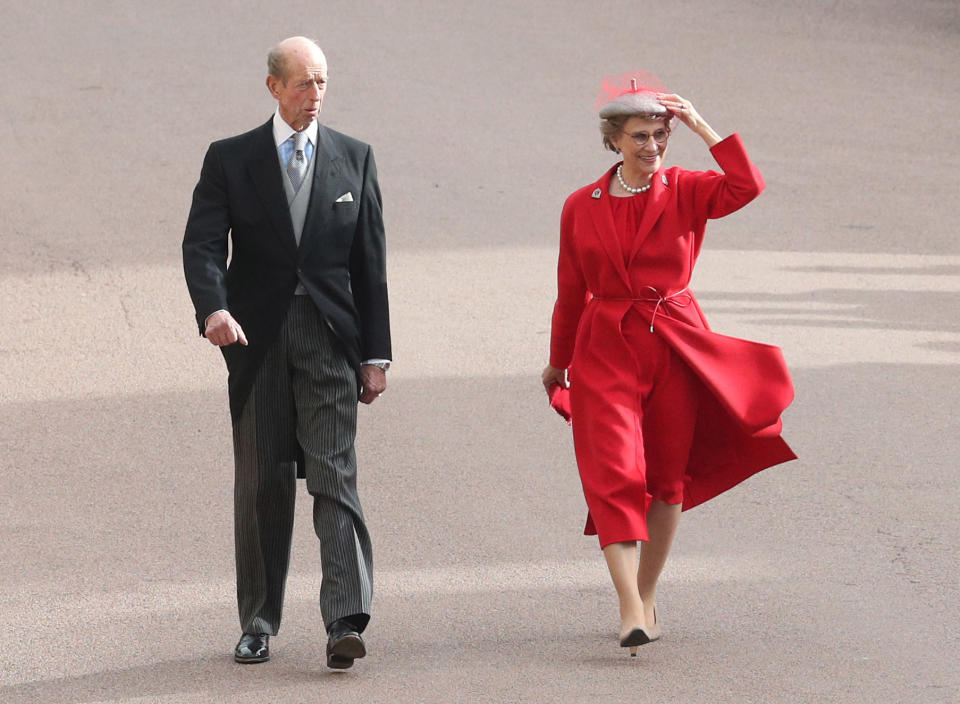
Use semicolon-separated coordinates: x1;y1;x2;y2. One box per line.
542;364;568;392
657;93;721;147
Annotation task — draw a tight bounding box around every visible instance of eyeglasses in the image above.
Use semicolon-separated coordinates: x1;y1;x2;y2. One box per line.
624;128;670;146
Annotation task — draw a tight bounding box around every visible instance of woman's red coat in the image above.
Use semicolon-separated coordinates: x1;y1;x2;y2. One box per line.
549;134;796;544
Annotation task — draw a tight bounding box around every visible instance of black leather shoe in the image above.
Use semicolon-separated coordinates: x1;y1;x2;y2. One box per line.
326;620;366;670
234;633;270;663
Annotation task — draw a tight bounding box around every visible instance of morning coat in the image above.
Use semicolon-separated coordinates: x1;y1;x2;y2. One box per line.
183;118;391;420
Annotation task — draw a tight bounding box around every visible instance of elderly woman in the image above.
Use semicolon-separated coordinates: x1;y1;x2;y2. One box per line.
542;74;796;655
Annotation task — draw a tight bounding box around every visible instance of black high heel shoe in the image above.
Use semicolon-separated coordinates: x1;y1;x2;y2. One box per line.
619;608;659;656
620;626;653;656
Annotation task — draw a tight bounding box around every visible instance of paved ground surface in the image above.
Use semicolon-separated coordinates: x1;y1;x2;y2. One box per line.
2;1;959;702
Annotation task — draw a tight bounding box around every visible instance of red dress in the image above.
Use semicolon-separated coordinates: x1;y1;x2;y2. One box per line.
549;134;796;548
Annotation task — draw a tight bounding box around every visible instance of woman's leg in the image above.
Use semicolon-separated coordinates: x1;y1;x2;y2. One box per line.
602;541;646;638
637;347;699;636
637;501;682;636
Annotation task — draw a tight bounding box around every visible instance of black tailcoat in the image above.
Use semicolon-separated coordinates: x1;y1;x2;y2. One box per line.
183;119;391;420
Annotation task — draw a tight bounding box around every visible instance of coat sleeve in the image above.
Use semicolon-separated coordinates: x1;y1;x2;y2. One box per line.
549;197;589;369
349;145;392;361
691;133;765;221
182;143;231;335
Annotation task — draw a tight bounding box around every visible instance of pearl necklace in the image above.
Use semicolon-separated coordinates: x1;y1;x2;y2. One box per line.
617;165;651;194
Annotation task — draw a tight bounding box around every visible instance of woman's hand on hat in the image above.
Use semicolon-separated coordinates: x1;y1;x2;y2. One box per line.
658;93;721;147
657;93;700;128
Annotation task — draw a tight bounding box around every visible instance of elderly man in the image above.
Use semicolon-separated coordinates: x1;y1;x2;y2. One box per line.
182;36;390;669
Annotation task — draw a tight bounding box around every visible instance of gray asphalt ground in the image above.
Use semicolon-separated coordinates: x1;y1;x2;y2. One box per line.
2;1;958;702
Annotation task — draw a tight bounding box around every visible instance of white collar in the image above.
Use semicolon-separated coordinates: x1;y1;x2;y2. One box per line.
272;108;318;148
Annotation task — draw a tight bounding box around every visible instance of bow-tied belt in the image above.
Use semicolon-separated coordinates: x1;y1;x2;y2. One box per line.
592;286;692;332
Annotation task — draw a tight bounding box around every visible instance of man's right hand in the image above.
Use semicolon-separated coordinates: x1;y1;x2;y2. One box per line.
204;310;248;346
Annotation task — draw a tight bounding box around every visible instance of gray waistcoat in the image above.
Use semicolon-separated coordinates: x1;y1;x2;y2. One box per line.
280;144;319;293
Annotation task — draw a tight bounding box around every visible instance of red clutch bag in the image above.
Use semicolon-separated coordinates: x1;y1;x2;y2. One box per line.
547;384;572;424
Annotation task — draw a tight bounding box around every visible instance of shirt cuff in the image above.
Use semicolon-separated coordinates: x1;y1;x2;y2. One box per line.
362;359;392;368
204;309;229;326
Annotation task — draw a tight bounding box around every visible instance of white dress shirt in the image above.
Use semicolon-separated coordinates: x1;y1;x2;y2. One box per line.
272;107;318;159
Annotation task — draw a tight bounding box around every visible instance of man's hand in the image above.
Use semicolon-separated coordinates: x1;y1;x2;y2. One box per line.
359;364;387;404
204;310;248;347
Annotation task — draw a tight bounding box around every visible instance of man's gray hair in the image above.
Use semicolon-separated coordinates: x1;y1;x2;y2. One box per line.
267;45;287;80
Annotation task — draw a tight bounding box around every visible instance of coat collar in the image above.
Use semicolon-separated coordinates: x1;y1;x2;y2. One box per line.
627;164;671;265
297;124;345;256
586;162;672;289
588;164;631;290
248;119;297;251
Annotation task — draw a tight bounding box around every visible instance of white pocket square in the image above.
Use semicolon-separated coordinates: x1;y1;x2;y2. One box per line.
335;192;354;203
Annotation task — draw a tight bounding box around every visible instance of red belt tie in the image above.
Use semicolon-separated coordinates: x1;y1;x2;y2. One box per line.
593;286;692;332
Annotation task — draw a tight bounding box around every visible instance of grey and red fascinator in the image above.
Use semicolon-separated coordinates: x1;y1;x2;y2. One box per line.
596;70;675;126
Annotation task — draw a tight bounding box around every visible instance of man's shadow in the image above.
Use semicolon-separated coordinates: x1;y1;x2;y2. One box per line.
0;650;354;703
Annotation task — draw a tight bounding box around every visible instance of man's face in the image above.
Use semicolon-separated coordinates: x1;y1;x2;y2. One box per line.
268;47;327;131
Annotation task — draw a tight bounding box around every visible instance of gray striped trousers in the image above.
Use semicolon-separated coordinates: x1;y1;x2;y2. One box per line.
232;296;373;636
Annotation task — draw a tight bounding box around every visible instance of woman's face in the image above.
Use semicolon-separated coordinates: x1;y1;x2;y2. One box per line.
611;116;670;176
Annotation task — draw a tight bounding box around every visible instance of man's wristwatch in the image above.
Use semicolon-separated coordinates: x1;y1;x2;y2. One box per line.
367;361;390;372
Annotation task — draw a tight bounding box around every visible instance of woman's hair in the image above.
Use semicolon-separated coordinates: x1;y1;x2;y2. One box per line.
600;114;672;153
597;90;675;152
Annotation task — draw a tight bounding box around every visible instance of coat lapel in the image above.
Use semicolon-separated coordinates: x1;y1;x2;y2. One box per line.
587;166;632;291
298;125;344;258
247;119;298;252
627;169;671;265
